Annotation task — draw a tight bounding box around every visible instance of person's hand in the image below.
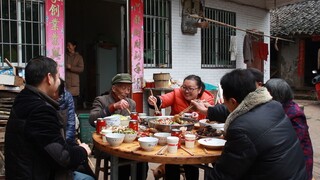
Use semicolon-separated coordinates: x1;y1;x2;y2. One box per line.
113;99;129;110
148;95;157;106
79;143;91;155
203;101;212;108
191;100;208;115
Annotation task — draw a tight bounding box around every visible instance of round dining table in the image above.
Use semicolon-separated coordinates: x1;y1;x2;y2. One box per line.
92;133;222;180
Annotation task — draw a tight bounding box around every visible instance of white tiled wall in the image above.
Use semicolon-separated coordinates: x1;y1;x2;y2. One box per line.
144;0;271;85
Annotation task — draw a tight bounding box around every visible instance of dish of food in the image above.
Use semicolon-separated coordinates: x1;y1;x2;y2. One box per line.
198;138;226;149
148;116;196;132
199;119;224;130
196;125;224;137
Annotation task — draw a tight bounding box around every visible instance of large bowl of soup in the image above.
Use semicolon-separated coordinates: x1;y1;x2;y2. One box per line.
147;116;196;132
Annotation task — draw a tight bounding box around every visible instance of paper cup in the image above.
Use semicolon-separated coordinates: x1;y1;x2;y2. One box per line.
184;134;196;149
167;136;179;154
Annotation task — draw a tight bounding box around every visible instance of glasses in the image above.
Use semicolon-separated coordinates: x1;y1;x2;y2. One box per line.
181;86;198;92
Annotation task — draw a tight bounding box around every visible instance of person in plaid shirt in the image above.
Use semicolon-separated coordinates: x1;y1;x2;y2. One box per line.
265;78;313;180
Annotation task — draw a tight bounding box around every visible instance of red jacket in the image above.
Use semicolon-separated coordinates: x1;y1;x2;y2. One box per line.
159;88;214;120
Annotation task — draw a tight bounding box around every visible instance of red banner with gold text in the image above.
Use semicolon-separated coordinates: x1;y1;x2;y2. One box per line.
46;0;65;79
130;0;144;93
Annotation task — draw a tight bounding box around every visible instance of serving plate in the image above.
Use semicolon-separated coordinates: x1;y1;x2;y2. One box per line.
198;138;226;149
147;116;196;132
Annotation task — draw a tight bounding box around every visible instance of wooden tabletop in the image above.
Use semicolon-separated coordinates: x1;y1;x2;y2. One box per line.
92;133;222;164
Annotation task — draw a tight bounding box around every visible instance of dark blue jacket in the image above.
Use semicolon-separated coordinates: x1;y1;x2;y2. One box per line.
58;89;76;144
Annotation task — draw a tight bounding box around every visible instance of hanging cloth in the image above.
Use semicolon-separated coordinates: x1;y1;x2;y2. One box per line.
243;33;253;64
258;42;268;61
229;36;237;61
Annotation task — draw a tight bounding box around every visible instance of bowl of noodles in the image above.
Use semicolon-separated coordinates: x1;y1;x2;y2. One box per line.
147;116;196;132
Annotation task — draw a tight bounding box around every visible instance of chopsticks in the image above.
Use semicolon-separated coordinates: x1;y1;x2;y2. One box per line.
126;108;131;114
149;89;161;114
203;147;209;154
155;145;168;155
181;146;194;156
77;139;95;170
178;105;194;116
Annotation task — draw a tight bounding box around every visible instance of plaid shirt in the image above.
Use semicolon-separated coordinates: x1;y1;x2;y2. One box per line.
283;100;313;180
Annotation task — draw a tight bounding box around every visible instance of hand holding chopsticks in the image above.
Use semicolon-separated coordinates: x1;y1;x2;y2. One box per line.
149;89;161;115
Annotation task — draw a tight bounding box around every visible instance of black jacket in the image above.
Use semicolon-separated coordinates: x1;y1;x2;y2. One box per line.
5;85;88;180
207;104;229;123
210;87;307;180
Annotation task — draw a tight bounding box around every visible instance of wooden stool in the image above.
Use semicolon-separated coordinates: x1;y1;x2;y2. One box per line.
94;150;110;180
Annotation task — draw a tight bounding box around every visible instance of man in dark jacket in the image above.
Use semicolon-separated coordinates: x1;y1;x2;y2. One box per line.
5;56;93;180
209;69;307;179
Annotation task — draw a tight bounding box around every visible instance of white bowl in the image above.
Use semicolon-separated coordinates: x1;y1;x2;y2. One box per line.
154;132;171;145
123;133;138;143
105;133;125;147
138;137;158;151
199;119;224;130
104;115;121;127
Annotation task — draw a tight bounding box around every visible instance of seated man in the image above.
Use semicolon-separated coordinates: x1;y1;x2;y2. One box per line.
89;73;147;180
209;69;307;179
89;73;135;127
5;56;93;180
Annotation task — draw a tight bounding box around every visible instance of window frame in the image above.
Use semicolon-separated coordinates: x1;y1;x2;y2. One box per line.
201;7;236;69
0;0;46;67
143;0;172;68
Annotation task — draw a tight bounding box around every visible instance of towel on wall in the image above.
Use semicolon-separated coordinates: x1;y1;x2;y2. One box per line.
229;36;237;61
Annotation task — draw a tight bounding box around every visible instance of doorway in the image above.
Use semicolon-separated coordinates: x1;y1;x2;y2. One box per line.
65;0;128;108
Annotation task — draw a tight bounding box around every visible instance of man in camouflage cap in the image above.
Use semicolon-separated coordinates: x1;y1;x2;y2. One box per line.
89;73;136;126
89;73;147;180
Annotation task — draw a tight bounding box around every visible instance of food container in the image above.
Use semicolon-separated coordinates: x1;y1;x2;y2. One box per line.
153;73;171;88
147;116;196;132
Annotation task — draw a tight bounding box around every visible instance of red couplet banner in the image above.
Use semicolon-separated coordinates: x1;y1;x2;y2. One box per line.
130;0;144;93
45;0;65;79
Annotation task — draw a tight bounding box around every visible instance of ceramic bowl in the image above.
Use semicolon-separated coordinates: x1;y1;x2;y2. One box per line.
105;133;125;147
104;115;121;127
123;133;138;143
138;137;158;151
154;132;171;145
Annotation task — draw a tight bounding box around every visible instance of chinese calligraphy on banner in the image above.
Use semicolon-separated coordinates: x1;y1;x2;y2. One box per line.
46;0;65;79
130;0;144;93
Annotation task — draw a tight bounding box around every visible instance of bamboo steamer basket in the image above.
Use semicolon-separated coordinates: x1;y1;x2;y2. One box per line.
153;73;171;88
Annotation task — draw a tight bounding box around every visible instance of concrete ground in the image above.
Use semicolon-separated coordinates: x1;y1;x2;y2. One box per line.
90;99;320;180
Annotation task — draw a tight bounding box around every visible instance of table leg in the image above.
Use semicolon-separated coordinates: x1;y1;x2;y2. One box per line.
130;162;137;180
110;155;119;180
141;162;148;180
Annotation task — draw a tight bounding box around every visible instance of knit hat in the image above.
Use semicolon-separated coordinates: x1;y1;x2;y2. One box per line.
112;73;132;85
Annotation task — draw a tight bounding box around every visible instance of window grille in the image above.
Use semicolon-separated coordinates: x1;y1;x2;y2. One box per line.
144;0;171;68
0;0;45;66
201;8;236;68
